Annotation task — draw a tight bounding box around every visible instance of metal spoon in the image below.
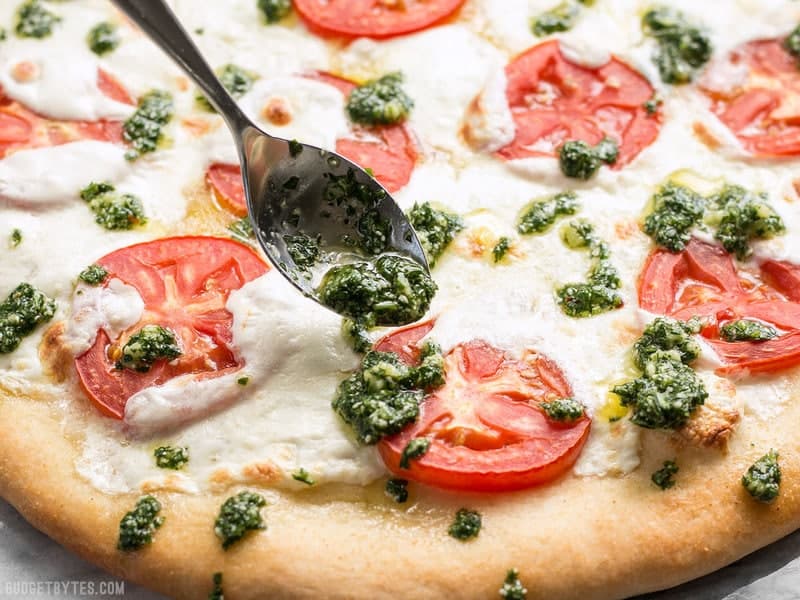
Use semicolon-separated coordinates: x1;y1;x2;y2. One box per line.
111;0;428;304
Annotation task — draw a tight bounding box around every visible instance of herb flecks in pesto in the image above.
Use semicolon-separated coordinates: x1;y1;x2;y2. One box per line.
123;90;174;160
613;317;707;430
448;508;482;541
228;217;255;245
385;478;409;503
15;0;60;39
116;324;181;373
117;496;164;551
531;1;580;37
720;319;777;343
342;319;372;354
154;445;189;470
651;460;679;490
208;572;224;600
559;138;618;180
517;191;579;235
642;7;712;85
292;468;316;486
556;220;622;318
541;397;585;423
643;182;705;252
0;283;56;354
324;169;390;256
399;437;430;469
10;228;22;248
88;22;119;55
197;64;257;112
214;491;267;550
742;450;781;503
408;202;463;267
786;24;800;63
284;233;321;273
499;569;527;600
318;255;436;327
332;343;444;445
346;72;413;126
492;237;512;263
258;0;291;23
78;264;109;286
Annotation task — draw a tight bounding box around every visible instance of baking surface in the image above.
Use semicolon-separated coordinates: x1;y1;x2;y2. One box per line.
1;499;798;600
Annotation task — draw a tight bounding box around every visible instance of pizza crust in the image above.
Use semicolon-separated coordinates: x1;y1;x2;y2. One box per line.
2;382;798;599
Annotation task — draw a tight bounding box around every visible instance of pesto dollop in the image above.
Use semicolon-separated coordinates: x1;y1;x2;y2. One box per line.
448;508;482;541
116;324;182;373
492;237;512;263
117;495;164;551
0;283;56;354
284;233;322;274
154;445;189;470
642;7;712;85
324;169;391;256
499;569;527;600
643;182;705;252
80;181;147;231
559;138;618;180
15;0;60;39
257;0;291;23
346;72;414;126
651;460;679;490
742;450;781;503
720;319;777;343
408;202;463;267
87;22;119;55
385;478;409;503
540;397;585;423
123;90;174;160
214;491;267;550
531;0;594;37
517;191;579;235
78;264;109;286
197;64;257;112
9;228;22;248
399;437;430;469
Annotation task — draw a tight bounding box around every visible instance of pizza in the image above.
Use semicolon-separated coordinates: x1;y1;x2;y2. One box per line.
2;0;800;598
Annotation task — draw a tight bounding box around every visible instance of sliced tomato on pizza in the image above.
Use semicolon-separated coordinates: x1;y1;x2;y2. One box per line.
639;238;800;375
495;40;661;167
700;37;800;156
0;68;132;159
207;71;418;217
375;323;591;492
74;236;269;419
293;0;466;39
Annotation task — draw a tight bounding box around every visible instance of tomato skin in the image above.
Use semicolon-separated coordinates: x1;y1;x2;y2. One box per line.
638;238;800;375
701;39;800;157
293;0;466;39
375;329;590;492
497;41;661;167
74;236;269;419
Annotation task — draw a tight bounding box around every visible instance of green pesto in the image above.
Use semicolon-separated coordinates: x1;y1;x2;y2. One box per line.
0;283;56;354
399;437;430;469
705;184;785;260
227;217;255;245
117;496;164;551
556;283;623;318
558;138;618;180
79;181;115;202
284;233;321;272
257;0;291;23
197;64;257;112
642;6;712;85
0;28;6;42
720;319;777;343
291;468;316;486
342;319;372;354
154;445;189;470
237;375;250;386
89;193;146;230
10;228;22;248
651;460;679;490
492;237;512;263
644;94;663;115
116;324;181;373
517;191;579;235
78;264;108;286
540;397;585;422
87;22;119;55
385;478;409;503
318;255;436;327
208;572;224;600
346;72;414;126
786;24;800;62
123;90;174;160
15;0;60;38
499;569;528;600
332;343;444;445
408;202;463;267
448;508;482;541
643;182;705;252
324;169;390;255
288;139;303;157
559;219;596;250
214;491;266;550
531;1;579;37
742;450;781;503
613;317;707;430
355;209;392;256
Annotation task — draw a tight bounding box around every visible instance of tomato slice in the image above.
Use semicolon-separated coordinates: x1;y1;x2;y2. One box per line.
638;238;800;375
206;71;418;216
374;326;591;491
496;40;661;167
74;236;269;419
0;68;131;159
293;0;466;39
700;38;800;156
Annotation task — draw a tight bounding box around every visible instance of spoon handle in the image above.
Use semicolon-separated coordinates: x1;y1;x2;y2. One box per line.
111;0;253;134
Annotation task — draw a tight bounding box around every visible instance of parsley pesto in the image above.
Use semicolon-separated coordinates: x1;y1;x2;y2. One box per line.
517;191;579;235
408;202;463;267
613;317;707;430
332;343;444;444
448;508;481;541
78;264;108;286
651;460;679;490
0;283;56;354
324;169;391;256
346;72;413;126
559;138;618;180
15;0;60;39
492;237;512;263
540;397;585;423
742;450;781;503
197;64;257;112
385;478;409;503
116;325;182;373
284;233;322;274
257;0;291;23
79;181;147;231
531;0;593;37
643;182;705;252
499;569;528;600
214;491;266;550
117;495;164;551
720;320;777;343
399;437;430;469
9;228;22;248
123;90;174;160
154;445;189;470
642;6;712;85
87;22;119;56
